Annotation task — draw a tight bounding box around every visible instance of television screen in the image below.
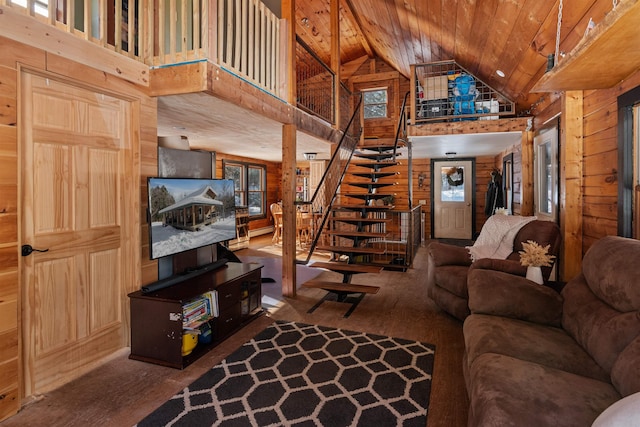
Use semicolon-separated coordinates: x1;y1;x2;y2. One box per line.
148;177;237;259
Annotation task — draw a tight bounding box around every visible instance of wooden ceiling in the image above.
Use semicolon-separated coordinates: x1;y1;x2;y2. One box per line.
295;0;615;113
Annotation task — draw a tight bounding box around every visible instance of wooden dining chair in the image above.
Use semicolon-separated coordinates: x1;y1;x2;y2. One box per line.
296;211;312;247
270;203;282;244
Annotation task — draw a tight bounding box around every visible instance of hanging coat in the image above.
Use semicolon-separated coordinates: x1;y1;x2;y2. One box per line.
485;171;504;216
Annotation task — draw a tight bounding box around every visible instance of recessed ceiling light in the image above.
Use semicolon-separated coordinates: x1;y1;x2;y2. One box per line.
496;70;505;78
172;126;186;130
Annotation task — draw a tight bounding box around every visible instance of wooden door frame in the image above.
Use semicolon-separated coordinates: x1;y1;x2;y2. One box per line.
618;84;640;238
502;153;514;214
430;157;476;239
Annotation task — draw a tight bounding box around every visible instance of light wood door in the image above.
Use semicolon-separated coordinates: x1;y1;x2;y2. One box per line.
20;73;136;395
433;160;473;239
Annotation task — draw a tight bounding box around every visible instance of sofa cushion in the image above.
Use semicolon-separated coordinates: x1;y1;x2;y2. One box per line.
611;335;640;397
467;266;563;326
582;236;640;312
429;283;470;320
467;353;620;427
464;314;609;383
562;276;640;374
434;265;469;298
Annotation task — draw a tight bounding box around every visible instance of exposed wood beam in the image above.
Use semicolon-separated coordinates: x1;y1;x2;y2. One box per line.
149;62;208;96
408;117;531;137
343;0;375;58
341;55;369;80
0;6;149;87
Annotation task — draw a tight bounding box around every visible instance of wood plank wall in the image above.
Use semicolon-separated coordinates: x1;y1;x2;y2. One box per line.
0;35;39;422
0;35;156;421
581;72;640;252
535;69;640;255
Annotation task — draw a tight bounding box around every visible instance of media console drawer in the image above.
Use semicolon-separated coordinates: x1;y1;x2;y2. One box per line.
217;279;242;312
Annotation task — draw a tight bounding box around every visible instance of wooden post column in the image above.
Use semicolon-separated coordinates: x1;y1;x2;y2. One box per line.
331;0;340;128
560;91;584;282
282;124;297;297
520;130;534;216
281;0;297;297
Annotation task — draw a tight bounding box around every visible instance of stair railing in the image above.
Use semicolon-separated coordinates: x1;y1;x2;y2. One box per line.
297;94;363;264
392;91;411;161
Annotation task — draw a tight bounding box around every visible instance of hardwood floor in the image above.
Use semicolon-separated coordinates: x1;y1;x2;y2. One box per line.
0;235;468;427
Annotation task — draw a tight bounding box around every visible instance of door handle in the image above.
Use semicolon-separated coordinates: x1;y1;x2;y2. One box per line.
21;245;49;257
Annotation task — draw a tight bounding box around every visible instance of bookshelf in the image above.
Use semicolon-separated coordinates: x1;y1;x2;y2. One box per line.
296;167;309;202
128;262;263;368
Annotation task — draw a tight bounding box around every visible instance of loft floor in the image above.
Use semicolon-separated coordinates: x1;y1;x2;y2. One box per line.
0;235;467;427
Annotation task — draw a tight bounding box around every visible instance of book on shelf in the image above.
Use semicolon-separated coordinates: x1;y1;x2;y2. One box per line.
182;291;219;331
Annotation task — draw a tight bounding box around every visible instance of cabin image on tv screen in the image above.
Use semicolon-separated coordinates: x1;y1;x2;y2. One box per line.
159;186;223;231
148;178;237;259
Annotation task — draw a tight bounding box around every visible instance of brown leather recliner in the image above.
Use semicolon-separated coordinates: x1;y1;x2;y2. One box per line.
426;219;561;321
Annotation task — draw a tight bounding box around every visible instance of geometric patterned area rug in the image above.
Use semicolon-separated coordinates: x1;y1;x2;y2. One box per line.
136;320;436;426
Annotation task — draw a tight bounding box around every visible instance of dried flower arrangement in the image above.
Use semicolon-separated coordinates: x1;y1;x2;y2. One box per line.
519;240;555;267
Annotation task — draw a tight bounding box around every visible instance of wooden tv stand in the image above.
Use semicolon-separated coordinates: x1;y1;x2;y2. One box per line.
128;262;263;369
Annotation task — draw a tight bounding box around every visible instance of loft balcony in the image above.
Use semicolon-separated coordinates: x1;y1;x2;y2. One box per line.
0;0;352;137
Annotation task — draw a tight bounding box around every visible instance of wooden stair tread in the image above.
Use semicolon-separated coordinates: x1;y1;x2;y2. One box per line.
331;217;391;224
315;245;386;254
357;145;403;153
302;280;380;294
350;171;399;179
326;230;387;238
353;152;397;160
332;204;395;211
351;161;401;169
341;193;395;200
343;181;398;188
309;262;383;274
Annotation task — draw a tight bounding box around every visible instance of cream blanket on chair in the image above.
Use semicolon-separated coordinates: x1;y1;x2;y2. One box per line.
467;215;537;261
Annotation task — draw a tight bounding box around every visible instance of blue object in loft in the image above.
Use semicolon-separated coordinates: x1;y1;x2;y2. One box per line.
452;74;478;119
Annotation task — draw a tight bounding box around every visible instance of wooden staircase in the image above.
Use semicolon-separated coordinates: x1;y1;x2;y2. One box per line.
303;137;403;317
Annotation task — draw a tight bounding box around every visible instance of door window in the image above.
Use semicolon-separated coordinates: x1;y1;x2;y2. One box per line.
440;166;465;202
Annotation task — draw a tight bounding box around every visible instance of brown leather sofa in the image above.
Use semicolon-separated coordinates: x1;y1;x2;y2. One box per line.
463;236;640;426
426;219;561;320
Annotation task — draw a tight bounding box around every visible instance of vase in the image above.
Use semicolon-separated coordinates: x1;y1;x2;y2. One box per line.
526;266;544;285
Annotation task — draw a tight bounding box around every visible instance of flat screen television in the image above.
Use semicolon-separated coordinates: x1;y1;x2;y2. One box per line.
148;177;237;260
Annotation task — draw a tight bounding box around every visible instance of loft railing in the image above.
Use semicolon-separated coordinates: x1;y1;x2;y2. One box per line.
2;0;282;97
338;82;353;132
217;0;281;96
2;0;149;60
296;36;335;124
411;60;515;124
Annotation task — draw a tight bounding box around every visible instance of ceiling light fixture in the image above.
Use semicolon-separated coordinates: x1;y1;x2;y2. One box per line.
303;152;317;160
496;70;505;78
445;151;457;158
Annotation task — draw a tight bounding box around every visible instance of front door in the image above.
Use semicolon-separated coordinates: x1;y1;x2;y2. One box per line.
20;72;137;395
432;159;474;239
